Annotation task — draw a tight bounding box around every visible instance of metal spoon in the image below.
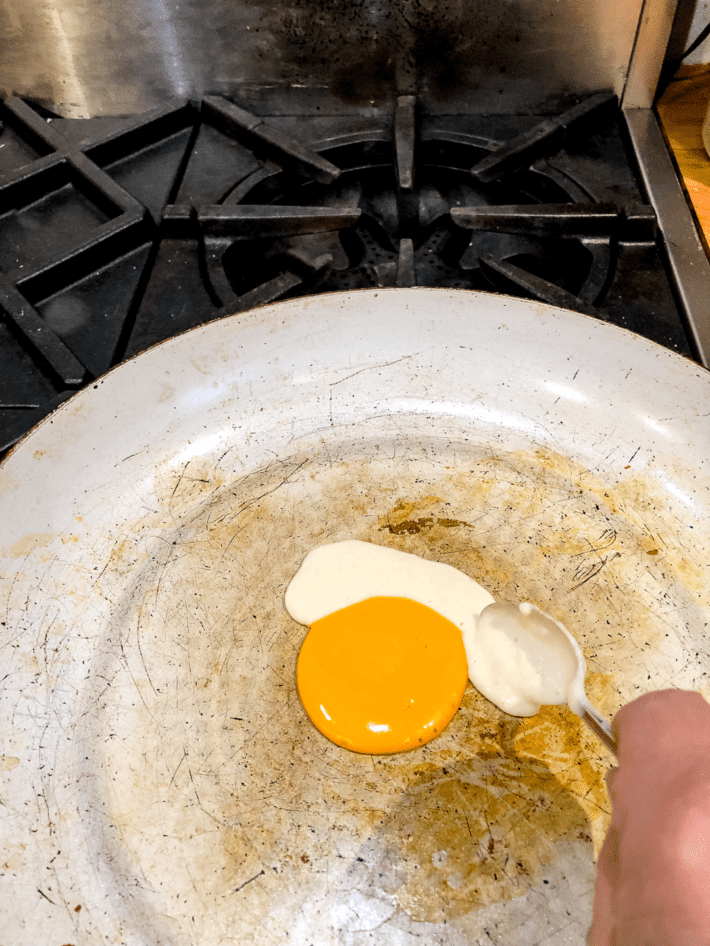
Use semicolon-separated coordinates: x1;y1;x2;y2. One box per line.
470;602;618;755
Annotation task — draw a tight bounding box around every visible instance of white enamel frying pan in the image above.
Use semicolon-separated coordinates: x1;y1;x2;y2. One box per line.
1;289;709;945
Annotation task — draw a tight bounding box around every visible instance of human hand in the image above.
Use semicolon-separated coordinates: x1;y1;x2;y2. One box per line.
589;689;710;945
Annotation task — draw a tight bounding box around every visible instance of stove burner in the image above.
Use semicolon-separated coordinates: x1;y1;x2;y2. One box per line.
173;95;628;317
0;96;194;385
0;92;692;456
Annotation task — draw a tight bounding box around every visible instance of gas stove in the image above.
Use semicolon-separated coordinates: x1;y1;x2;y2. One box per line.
0;90;699;457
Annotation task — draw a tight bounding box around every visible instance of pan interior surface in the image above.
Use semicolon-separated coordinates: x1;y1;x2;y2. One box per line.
1;289;709;946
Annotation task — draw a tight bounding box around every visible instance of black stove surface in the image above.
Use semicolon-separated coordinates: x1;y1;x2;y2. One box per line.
0;93;694;458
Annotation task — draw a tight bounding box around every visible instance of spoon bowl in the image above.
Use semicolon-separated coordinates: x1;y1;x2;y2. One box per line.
466;602;618;754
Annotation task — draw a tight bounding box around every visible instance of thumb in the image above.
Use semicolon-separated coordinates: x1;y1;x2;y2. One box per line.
588;826;619;946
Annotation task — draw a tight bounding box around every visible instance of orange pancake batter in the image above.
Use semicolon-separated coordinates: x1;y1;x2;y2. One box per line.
297;596;469;754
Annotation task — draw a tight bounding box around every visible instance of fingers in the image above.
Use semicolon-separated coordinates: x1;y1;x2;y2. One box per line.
589;827;619;946
612;690;710;766
590;689;710;946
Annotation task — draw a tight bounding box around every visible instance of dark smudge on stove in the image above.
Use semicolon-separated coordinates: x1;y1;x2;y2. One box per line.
243;0;587;104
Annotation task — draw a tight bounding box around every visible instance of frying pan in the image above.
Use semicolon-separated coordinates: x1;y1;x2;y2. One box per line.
1;288;709;945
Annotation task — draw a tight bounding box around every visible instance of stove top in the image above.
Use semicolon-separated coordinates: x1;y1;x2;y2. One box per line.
0;92;695;458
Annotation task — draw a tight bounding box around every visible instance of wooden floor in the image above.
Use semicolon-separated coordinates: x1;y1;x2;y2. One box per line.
655;63;710;254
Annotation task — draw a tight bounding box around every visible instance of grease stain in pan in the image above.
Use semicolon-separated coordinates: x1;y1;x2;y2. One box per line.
372;701;600;921
74;439;709;941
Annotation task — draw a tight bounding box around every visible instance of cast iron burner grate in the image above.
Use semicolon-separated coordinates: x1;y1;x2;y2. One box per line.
0;92;693;456
208;127;601;302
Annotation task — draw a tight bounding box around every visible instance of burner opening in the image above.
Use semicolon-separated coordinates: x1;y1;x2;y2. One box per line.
221;238;291;297
488;244;595;297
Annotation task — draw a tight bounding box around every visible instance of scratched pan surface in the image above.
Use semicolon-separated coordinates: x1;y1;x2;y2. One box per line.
1;288;710;945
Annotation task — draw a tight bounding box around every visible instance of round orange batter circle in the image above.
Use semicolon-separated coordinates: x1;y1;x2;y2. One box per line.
296;596;469;754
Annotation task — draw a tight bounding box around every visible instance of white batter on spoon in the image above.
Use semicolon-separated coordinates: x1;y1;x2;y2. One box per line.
465;601;588;717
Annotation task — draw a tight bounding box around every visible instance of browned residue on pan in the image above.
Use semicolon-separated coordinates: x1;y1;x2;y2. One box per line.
86;439;708;936
369;692;606;921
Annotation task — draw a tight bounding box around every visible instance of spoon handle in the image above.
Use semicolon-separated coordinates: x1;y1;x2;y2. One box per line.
581;700;618;755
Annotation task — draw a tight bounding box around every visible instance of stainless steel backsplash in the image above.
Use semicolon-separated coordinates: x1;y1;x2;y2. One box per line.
0;0;671;116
